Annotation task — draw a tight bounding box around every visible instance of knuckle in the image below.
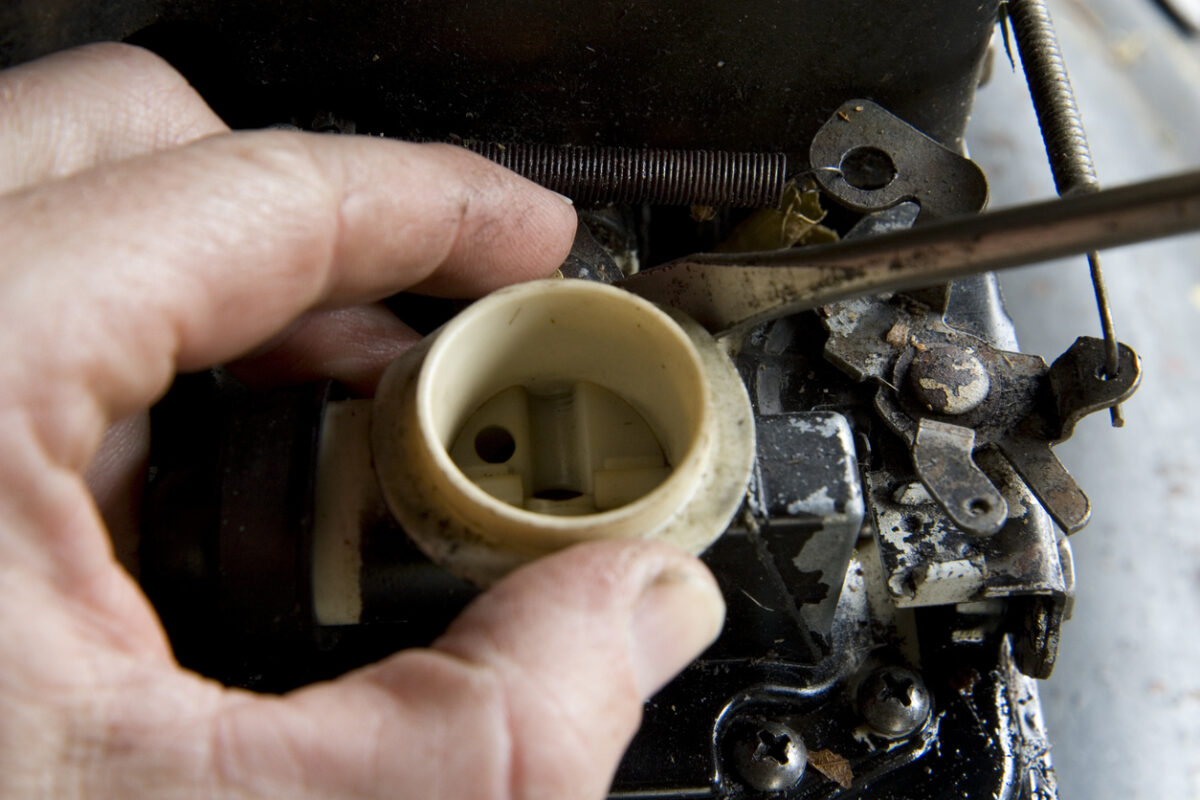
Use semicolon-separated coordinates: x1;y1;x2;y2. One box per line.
77;42;181;87
362;650;517;799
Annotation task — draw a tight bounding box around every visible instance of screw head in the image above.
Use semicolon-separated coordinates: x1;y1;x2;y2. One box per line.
907;345;991;416
858;667;931;738
729;720;807;792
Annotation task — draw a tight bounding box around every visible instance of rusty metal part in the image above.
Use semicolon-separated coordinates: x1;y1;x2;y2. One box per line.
815;204;1134;540
1008;0;1124;424
824;290;1140;537
463;141;789;207
907;345;992;416
912;420;1009;536
1086;252;1123;425
867;449;1068;609
809;100;989;220
1006;0;1099;196
875;341;1045;453
1045;337;1141;441
997;436;1091;533
995;337;1141;532
619;168;1200;335
1011;593;1067;680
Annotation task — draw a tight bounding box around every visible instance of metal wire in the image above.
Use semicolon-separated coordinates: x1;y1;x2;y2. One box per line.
1087;251;1121;379
1007;0;1124;425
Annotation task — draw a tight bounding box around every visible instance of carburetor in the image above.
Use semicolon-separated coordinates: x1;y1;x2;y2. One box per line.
6;1;1198;798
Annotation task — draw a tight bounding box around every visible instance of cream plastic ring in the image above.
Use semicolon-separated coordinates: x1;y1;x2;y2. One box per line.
371;279;755;585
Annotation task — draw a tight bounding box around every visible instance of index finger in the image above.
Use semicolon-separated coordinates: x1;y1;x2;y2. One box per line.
0;42;228;192
0;131;577;472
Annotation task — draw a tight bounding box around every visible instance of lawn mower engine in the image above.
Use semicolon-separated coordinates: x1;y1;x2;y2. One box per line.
1;2;1145;798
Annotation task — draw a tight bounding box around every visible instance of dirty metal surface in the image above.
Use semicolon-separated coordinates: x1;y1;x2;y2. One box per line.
867;448;1067;609
995;436;1092;535
822;289;1132;538
911;419;1010;536
616;579;1064;798
747;412;865;656
866;325;1046;451
0;0;999;156
613;551;877;794
1045;336;1142;441
809;100;989;221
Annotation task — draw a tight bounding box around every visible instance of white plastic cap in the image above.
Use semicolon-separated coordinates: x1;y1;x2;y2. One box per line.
372;278;755;584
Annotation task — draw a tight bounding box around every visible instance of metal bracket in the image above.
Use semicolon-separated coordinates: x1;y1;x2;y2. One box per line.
810;99;989;220
824;290;1141;538
996;436;1091;533
1047;336;1142;441
912;419;1009;536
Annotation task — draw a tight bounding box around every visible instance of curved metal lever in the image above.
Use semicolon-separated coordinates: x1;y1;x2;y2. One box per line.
619;169;1200;335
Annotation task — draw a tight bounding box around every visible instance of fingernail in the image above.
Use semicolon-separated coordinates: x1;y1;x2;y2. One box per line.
549;190;574;206
629;565;726;698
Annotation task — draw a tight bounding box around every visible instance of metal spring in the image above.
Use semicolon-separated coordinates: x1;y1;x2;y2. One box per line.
1008;0;1122;424
464;142;790;208
1007;0;1101;197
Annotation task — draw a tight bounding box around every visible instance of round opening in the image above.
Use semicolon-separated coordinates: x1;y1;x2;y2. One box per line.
840;146;898;191
968;498;992;517
416;280;710;532
450;380;673;515
474;426;516;463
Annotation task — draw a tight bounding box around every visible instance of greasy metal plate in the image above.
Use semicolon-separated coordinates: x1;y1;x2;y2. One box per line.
868;449;1067;608
810;100;989;219
749;412;866;655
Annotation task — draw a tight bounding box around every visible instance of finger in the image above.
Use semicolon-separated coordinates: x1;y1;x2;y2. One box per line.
83;412;149;576
0;42;228;193
89;302;419;547
227;303;423;396
209;541;725;799
86;304;415;575
0;131;577;479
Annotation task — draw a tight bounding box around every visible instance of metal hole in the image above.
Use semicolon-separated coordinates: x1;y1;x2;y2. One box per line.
840;146;898;190
474;426;516;463
531;488;584;501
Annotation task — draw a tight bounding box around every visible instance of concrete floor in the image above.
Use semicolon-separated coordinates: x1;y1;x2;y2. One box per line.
967;1;1200;797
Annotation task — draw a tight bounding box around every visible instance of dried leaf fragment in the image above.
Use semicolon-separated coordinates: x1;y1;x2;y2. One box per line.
808;748;854;789
715;180;837;253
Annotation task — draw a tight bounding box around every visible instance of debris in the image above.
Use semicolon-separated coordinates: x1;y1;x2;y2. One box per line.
885;321;910;347
807;749;854;788
715;180;838;252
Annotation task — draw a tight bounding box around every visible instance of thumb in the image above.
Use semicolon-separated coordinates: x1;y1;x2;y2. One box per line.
213;541;725;800
432;540;726;798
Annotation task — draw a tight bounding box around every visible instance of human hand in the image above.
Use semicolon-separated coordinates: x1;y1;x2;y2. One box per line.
0;43;726;798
